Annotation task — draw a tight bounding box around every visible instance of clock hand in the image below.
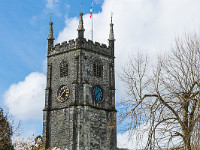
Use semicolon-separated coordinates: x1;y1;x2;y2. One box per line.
61;90;66;97
95;90;101;98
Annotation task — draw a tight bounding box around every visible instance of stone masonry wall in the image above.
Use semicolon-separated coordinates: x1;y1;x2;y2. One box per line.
43;38;116;150
47;106;116;150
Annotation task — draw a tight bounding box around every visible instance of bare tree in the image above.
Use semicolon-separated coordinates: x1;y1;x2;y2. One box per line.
119;33;200;150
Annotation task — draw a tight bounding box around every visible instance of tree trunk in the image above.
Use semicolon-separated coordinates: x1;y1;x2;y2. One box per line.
182;101;191;150
184;137;191;150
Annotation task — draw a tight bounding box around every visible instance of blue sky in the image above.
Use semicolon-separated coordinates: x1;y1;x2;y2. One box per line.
2;0;200;149
0;0;103;91
0;0;102;140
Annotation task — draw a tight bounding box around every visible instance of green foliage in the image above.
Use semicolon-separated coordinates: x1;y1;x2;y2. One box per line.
0;108;14;150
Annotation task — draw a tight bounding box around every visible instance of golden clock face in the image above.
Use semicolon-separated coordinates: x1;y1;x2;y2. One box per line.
57;85;70;102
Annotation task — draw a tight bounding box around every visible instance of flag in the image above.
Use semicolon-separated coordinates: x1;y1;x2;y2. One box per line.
90;5;93;18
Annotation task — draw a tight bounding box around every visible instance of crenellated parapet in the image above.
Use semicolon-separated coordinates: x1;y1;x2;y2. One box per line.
47;12;115;57
48;38;113;57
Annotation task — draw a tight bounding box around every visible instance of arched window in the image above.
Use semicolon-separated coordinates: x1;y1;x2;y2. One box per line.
60;61;68;77
93;60;103;78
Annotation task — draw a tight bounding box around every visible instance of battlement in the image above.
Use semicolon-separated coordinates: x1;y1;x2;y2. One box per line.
48;38;113;56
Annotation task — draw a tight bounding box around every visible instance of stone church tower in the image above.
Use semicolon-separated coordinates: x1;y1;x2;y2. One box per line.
43;13;116;150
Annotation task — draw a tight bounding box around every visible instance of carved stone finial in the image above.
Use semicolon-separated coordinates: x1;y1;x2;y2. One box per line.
109;23;115;41
48;22;55;40
108;16;115;51
109;15;115;41
47;21;55;54
78;12;85;31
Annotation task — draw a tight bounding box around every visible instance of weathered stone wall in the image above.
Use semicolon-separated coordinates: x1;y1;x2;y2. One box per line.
43;38;116;150
46;45;115;110
46;106;116;150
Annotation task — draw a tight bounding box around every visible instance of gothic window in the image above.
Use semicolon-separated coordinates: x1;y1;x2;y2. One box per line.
93;60;103;78
60;61;68;77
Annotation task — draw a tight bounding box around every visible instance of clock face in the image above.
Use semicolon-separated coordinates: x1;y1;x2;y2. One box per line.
57;85;70;102
92;85;103;102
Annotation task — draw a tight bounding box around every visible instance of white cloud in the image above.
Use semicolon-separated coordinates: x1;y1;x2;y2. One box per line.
117;131;142;150
8;0;200;143
54;1;200;147
117;123;181;149
3;72;46;121
56;0;200;104
117;123;149;150
45;0;62;17
46;0;59;9
56;0;200;57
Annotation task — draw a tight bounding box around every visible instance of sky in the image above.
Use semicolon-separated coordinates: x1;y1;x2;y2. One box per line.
1;0;200;149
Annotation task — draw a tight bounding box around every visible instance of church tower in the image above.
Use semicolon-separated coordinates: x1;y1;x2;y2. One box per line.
43;13;117;150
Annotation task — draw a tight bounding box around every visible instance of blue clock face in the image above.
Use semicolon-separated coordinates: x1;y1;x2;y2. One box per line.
92;85;103;102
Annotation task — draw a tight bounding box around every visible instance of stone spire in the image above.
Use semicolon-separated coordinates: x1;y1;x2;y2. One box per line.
109;17;115;40
48;22;55;40
108;16;115;50
47;22;55;54
77;12;85;39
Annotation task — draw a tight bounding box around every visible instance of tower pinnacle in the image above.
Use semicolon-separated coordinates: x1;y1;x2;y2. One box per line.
77;12;85;38
108;15;115;50
47;21;55;54
48;22;55;40
109;15;115;41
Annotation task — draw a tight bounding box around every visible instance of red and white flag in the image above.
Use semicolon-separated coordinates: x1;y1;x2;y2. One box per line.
90;5;93;18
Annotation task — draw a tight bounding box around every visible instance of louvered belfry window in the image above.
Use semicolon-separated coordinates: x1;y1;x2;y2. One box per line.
60;61;68;77
93;61;102;78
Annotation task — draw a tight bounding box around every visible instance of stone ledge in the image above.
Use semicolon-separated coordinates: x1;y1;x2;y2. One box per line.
43;104;117;112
